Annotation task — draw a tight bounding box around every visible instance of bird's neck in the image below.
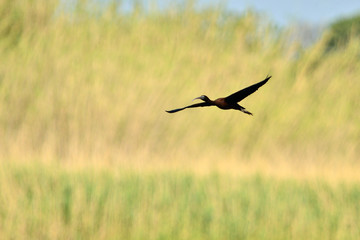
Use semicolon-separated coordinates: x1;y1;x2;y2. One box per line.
203;97;214;104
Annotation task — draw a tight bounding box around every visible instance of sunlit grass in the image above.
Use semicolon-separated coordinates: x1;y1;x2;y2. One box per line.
0;1;359;167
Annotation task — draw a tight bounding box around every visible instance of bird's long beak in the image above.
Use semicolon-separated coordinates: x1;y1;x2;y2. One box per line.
192;96;202;101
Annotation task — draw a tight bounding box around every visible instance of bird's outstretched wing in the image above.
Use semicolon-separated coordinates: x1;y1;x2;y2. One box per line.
166;102;212;113
225;75;271;103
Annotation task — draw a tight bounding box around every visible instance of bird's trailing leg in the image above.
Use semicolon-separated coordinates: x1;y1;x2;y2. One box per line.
237;104;253;115
241;109;253;115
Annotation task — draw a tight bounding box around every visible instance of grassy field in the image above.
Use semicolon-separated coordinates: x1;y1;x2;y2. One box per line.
0;163;360;240
0;0;359;239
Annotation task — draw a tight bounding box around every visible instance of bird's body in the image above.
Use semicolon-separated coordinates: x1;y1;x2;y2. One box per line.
213;98;232;109
166;75;271;115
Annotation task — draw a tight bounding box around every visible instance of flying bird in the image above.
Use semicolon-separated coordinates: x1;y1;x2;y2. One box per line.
166;75;271;115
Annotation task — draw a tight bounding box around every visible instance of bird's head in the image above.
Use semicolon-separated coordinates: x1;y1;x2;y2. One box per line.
193;95;211;103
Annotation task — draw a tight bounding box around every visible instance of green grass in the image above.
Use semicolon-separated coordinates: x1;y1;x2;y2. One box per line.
0;163;359;240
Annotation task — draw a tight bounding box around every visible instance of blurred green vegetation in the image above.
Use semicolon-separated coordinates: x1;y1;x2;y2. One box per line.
0;0;359;165
326;14;360;51
0;164;359;239
0;0;58;48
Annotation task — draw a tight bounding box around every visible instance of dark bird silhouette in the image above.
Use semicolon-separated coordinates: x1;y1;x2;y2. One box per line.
166;75;271;115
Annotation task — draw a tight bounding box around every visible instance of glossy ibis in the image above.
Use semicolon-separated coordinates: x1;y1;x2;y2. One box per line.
166;75;271;115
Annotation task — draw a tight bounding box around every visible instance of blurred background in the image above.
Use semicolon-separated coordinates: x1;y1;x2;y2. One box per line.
1;1;360;239
0;0;359;173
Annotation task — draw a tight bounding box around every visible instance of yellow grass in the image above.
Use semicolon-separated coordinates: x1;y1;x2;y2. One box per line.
0;0;359;177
